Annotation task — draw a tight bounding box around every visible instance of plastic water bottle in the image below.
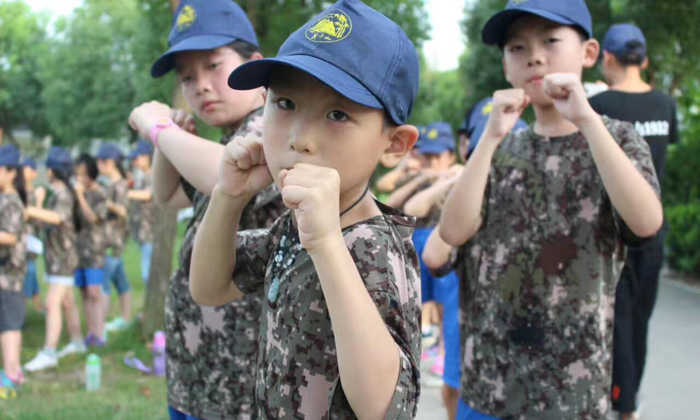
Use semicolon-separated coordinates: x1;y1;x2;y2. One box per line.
152;331;166;377
86;354;101;391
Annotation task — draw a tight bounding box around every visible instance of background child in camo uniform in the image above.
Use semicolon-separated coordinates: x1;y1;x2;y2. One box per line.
127;140;154;285
24;147;85;372
0;144;27;397
21;157;46;313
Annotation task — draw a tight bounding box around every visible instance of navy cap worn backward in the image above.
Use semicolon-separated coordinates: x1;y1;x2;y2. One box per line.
46;147;72;171
602;23;646;55
151;0;259;78
0;144;20;167
418;122;455;155
482;0;592;46
228;0;420;125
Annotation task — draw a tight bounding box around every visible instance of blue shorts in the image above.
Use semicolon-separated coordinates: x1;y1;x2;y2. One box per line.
457;400;501;420
168;406;203;420
74;268;105;288
23;260;39;298
414;227;449;304
102;256;130;295
442;271;461;389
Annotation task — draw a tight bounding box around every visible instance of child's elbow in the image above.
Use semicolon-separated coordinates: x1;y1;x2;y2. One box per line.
633;210;664;239
422;247;446;270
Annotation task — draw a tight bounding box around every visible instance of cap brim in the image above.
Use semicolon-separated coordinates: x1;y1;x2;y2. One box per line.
228;55;383;110
418;143;453;155
151;35;239;78
482;9;582;46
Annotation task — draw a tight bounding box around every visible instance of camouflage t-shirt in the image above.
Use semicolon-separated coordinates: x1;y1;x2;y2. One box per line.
44;183;78;277
456;118;660;420
0;193;26;292
105;178;129;257
77;186;109;269
165;108;286;419
232;201;422;419
129;171;153;244
25;187;42;260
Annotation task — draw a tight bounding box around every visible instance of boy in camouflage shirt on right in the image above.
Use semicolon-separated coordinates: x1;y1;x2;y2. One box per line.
440;1;662;419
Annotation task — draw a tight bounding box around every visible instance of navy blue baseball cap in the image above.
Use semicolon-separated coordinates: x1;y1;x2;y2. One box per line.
414;125;427;149
0;144;20;167
151;0;259;78
46;146;73;171
21;157;37;170
228;0;420;125
96;144;124;161
602;23;646;57
418;122;455;155
129;140;154;160
482;0;592;47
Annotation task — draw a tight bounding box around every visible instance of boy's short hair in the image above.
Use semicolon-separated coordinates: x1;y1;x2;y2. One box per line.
482;0;592;48
227;0;420;126
227;40;261;61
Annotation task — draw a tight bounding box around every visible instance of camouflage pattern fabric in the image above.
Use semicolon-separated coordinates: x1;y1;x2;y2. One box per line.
0;193;26;292
25;187;41;260
165;108;286;419
455;117;660;420
233;201;422;419
76;186;108;269
129;172;154;244
44;183;78;277
105;178;129;257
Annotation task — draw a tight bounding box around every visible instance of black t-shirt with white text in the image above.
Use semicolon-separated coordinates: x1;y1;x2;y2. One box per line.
589;89;678;187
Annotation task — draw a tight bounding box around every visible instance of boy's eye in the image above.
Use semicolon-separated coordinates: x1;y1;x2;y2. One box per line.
179;75;193;84
546;38;560;44
209;62;221;70
276;98;296;111
327;110;349;122
509;45;524;53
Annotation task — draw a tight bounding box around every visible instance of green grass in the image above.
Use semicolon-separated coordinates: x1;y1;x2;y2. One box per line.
0;224;187;420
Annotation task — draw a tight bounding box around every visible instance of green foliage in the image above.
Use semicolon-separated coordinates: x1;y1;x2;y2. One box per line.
0;1;50;138
665;203;700;276
410;55;466;131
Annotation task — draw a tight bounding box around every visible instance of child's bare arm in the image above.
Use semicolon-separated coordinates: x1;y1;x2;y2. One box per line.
282;164;404;419
403;174;456;218
190;134;274;306
26;207;61;225
130;102;225;203
190;186;247;306
386;173;430;209
544;74;662;238
74;184;98;225
423;226;453;270
0;232;18;246
441;89;530;246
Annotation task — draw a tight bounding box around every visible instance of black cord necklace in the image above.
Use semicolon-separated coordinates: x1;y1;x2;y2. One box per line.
267;184;371;303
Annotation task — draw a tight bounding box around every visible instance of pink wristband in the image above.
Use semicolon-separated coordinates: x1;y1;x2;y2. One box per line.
149;119;181;149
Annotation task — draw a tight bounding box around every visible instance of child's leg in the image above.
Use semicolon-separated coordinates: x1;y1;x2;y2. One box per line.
102;257;116;321
45;282;71;349
113;258;131;322
87;285;104;338
62;290;82;342
442;384;460;420
1;331;22;379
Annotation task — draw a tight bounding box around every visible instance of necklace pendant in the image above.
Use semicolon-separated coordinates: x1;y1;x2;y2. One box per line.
268;277;280;303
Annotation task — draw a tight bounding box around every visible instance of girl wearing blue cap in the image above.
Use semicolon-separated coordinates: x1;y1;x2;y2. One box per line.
0;144;27;398
73;154;109;347
96;145;132;333
21;158;46;313
128;1;284;418
25;147;85;372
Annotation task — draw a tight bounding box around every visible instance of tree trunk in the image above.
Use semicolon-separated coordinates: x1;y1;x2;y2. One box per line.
142;0;185;340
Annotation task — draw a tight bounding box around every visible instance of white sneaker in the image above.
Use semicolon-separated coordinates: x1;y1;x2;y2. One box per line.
58;341;87;358
24;350;58;372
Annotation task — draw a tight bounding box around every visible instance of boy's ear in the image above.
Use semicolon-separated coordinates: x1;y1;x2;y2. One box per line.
583;39;601;69
250;51;264;61
379;125;419;168
641;56;650;70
